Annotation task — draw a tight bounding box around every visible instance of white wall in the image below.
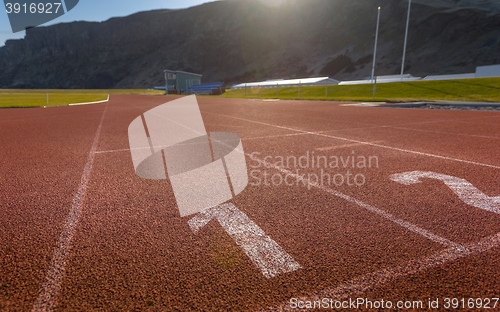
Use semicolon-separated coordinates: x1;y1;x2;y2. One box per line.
476;65;500;78
423;73;475;80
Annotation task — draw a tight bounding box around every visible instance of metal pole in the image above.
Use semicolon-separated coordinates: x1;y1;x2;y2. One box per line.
371;6;381;83
325;79;328;97
245;84;247;97
401;0;411;80
298;81;301;98
276;83;279;98
167;71;168;95
46;93;48;105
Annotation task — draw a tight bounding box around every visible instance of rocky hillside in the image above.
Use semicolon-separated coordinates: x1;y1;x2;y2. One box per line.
0;0;499;88
412;0;500;15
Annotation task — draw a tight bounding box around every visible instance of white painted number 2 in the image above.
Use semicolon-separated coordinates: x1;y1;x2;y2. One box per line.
391;171;500;215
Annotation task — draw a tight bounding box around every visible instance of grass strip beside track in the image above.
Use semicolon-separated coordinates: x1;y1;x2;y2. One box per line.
0;89;165;108
221;77;500;102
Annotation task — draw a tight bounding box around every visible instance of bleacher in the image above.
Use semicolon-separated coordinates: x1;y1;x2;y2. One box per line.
187;82;225;95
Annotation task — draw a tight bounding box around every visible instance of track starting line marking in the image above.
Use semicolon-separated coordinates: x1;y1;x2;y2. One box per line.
262;231;500;311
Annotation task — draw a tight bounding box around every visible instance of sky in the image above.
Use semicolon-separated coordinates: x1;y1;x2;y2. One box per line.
0;0;216;46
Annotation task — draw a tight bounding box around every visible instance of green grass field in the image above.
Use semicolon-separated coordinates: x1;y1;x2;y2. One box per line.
221;77;500;103
0;89;165;108
2;77;499;108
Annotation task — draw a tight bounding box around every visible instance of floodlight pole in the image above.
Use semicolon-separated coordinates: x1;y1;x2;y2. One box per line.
372;6;381;98
401;0;411;80
371;7;381;84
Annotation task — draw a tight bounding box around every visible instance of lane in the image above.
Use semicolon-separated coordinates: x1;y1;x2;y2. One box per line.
61;97;499;310
53;97;448;310
0;104;107;311
265;232;500;311
32;103;107;311
201;98;500;310
2;96;499;310
202;110;500;170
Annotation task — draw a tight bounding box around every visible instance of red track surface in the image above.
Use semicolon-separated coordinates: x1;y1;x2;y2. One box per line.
1;95;499;311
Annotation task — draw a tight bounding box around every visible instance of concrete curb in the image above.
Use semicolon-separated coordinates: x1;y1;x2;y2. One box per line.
68;94;110;106
379;102;500;108
342;101;500;109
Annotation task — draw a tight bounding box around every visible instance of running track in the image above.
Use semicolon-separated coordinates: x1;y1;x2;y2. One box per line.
0;95;499;311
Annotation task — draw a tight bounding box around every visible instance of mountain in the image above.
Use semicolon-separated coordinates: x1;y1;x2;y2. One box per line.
0;0;499;88
412;0;500;15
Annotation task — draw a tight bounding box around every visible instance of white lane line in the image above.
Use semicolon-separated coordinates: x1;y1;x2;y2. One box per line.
248;153;463;250
337;193;462;249
321;118;499;137
341;102;384;107
261;231;500;312
205;112;500;170
94;146;462;249
67;94;110;106
188;203;302;279
96;143;209;155
94;133;309;155
96;147;153;155
391;171;500;215
315;141;384;152
94;121;477;155
98;116;471;156
32;104;108;312
381;125;500;140
242;133;310;141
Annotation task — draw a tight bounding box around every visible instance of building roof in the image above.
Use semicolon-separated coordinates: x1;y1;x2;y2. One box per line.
423;73;475;81
339;75;422;85
163;70;202;77
231;77;339;89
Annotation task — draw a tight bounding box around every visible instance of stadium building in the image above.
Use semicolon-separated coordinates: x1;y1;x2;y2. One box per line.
164;70;202;94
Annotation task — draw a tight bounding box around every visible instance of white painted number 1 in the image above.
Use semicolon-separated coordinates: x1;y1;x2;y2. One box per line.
391;171;500;215
188;203;301;278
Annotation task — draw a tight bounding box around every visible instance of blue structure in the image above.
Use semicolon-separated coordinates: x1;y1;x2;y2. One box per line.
187;82;225;95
